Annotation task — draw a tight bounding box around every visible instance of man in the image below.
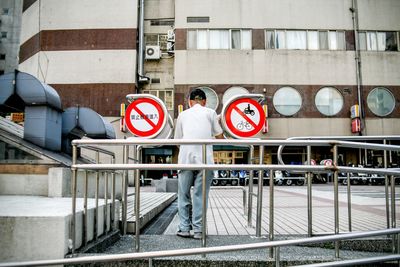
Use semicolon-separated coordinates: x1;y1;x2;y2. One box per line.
174;88;224;239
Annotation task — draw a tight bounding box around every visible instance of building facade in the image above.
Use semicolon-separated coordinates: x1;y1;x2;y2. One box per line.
17;0;400;168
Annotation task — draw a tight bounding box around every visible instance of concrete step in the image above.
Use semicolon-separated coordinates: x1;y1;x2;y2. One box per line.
0;195;119;262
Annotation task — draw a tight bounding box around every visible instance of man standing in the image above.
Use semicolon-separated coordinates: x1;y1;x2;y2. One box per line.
174;89;224;239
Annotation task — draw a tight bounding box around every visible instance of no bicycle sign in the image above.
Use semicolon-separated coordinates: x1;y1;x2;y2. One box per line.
125;95;166;138
223;96;265;138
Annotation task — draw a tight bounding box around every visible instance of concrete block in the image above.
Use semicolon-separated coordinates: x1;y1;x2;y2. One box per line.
0;174;48;196
154;178;178;193
48;167;71;197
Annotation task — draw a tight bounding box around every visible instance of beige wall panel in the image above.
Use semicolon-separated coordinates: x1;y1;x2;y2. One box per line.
360;53;400;86
176;0;352;29
39;0;137;30
145;0;174;20
358;0;400;30
21;1;40;43
365;119;400;135
266;118;352;138
175;50;356;85
18;53;40;78
19;51;136;84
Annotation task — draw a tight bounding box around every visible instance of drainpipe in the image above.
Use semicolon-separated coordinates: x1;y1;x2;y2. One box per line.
137;0;149;84
350;0;365;135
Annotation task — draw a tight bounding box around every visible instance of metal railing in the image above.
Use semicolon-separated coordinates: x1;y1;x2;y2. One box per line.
1;228;399;267
68;138;400;257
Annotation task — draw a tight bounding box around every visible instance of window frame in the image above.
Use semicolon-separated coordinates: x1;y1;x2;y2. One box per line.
314;87;344;116
272;86;303;116
366;87;395;117
187;29;252;50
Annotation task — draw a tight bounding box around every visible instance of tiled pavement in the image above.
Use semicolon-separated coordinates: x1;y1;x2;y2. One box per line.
164;184;399;236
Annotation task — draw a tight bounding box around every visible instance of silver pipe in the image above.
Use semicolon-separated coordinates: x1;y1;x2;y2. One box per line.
134;145;141;252
104;171;108;233
83;170;88;245
111;157;116;231
247;145;254;227
202;144;207;248
307;145;312;237
256;145;264;237
347;172;352;232
275;247;280;267
269;168;274;258
384;139;390;230
333;145;339;258
2;228;399;267
70;144;78;254
390;175;396;253
137;0;148;83
94;151;100;241
122;145;129;235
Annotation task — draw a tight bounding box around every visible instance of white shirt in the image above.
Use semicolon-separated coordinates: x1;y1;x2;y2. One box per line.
174;104;223;165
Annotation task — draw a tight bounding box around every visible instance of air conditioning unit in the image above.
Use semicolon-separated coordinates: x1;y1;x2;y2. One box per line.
145;45;161;60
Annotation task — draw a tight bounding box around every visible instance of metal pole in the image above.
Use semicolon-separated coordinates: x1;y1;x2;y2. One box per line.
306;145;312;237
104;172;108;233
135;145;141;252
383;139;390;230
256;145;264;237
247;145;255;227
390;175;396;253
333;145;339;258
347;173;352;232
111;157;116;231
202;144;207;248
83;170;88;245
95;151;100;241
269;169;274;259
70;144;78;254
275;247;280;267
122;145;129;235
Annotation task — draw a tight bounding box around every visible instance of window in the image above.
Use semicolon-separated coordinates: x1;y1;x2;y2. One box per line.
1;32;7;38
266;30;344;50
222;86;249;105
191;87;219;110
315;87;343;116
187;29;252;50
359;31;398;51
2;8;9;15
142;90;174;110
367;87;395;116
273;87;302;116
0;54;5;60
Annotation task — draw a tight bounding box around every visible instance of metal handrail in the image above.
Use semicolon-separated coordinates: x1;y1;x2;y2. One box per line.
1;228;399;267
69;138;400;256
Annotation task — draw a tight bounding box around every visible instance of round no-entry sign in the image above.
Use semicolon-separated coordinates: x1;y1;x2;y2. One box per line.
224;97;265;138
125;97;166;138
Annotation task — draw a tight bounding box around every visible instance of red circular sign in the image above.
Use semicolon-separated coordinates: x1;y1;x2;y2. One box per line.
125;98;165;138
225;98;266;138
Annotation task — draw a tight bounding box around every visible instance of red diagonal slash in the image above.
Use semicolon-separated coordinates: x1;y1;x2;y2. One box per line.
132;104;157;129
232;105;257;129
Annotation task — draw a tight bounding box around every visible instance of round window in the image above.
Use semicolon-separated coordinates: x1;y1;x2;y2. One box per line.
315;87;343;116
273;87;302;116
367;87;395;117
222;86;249;105
189;87;219;110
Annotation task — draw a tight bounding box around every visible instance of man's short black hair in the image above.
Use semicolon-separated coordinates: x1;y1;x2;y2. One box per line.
190;88;207;100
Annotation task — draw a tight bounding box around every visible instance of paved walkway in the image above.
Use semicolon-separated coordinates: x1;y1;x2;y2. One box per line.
165;185;399;236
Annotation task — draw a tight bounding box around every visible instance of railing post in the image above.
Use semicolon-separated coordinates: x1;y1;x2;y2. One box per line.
111;157;116;231
135;145;141;252
306;145;312;237
94;151;100;241
390;175;397;253
70;143;78;254
333;144;340;258
122;145;129;235
83;170;88;246
269;169;274;259
383;139;390;231
104;171;108;233
256;145;264;237
274;246;280;267
347;172;352;232
247;145;255;227
202;144;207;248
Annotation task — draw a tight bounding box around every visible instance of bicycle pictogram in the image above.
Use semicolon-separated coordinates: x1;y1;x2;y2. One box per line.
237;120;252;130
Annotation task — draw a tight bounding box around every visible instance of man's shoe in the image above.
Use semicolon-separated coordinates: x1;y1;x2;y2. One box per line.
176;230;191;238
193;232;202;239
